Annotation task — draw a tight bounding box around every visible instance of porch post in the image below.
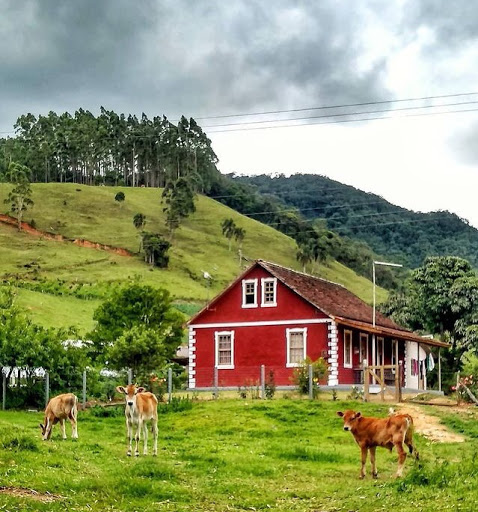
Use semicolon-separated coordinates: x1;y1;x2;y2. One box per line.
438;348;442;393
371;334;376;384
417;342;420;390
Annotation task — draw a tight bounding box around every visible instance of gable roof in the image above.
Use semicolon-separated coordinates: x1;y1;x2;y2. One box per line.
258;260;400;330
188;260;448;348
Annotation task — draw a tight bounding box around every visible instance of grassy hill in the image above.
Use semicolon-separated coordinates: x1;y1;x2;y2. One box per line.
0;183;387;332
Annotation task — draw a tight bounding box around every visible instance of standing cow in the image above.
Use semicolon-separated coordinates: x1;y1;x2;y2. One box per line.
40;393;78;441
337;409;418;478
116;384;158;456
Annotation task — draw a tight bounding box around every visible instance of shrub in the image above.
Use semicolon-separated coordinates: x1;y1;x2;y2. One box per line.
346;385;364;400
265;370;276;399
292;357;328;397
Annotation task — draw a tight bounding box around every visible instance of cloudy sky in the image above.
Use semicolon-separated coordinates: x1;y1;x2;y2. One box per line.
1;1;478;226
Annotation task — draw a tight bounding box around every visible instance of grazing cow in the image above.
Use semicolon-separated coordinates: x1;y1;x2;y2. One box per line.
116;384;158;456
337;409;418;478
39;393;78;441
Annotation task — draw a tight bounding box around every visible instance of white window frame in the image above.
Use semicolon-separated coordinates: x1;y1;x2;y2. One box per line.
286;327;307;368
242;279;258;308
344;329;353;368
359;333;369;367
261;277;277;307
215;330;235;369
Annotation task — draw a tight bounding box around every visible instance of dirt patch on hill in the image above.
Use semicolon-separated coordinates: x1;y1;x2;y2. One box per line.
0;486;63;502
0;213;133;256
396;403;466;443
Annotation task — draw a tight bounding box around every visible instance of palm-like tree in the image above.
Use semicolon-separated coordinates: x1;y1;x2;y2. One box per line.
133;213;146;252
221;218;236;251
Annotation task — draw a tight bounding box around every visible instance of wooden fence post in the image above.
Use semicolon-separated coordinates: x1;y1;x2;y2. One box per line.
398;361;403;402
213;366;218;399
2;373;6;411
82;370;87;408
363;360;369;402
45;371;50;408
380;364;385;402
260;365;265;399
168;367;173;403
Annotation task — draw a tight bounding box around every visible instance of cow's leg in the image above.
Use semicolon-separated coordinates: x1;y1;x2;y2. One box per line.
126;419;133;456
142;421;148;455
394;441;407;478
134;420;142;457
369;446;378;478
60;419;67;440
44;418;52;440
152;418;158;456
359;445;368;479
70;406;78;439
404;427;418;460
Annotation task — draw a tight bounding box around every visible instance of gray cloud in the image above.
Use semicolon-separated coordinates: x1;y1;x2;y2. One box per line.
0;0;395;132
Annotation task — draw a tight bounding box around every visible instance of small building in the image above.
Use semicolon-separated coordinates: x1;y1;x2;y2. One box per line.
187;260;447;390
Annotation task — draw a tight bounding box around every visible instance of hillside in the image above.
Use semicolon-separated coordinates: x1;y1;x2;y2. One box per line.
0;183;387;332
232;173;478;268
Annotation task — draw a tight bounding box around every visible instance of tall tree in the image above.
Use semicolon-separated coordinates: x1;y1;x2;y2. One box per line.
133;213;146;252
161;177;196;238
3;161;34;230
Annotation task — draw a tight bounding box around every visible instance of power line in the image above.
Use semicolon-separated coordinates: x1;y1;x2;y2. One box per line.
201;99;478;129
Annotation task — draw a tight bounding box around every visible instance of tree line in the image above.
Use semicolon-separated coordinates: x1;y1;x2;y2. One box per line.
0;108;220;191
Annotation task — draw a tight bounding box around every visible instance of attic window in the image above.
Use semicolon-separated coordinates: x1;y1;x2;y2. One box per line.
242;279;258;308
261;278;277;307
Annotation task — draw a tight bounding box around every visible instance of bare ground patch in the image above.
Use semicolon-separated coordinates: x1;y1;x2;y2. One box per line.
397;403;466;443
0;486;63;502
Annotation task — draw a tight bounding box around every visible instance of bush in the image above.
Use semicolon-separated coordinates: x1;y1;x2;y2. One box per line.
90;405;124;418
292;357;328;397
265;370;276;399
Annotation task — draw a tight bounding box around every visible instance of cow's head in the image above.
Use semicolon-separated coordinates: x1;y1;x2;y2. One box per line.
39;421;51;440
116;384;145;409
337;410;361;431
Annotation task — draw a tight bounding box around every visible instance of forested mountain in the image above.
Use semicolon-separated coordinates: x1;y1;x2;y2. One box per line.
231;173;478;268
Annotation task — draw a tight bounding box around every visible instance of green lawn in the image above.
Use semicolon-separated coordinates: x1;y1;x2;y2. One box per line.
0;399;476;511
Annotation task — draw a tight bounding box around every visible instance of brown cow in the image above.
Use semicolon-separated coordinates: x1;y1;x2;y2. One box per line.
39;393;78;441
116;384;158;456
337;409;418;478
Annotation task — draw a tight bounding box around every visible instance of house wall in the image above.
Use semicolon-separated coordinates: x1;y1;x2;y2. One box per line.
192;322;330;388
404;341;428;390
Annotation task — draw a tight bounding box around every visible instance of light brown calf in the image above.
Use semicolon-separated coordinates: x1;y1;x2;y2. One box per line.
40;393;78;441
337;409;418;478
116;384;158;456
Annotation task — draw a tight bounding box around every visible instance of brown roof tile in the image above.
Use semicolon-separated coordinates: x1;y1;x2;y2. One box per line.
259;260;404;331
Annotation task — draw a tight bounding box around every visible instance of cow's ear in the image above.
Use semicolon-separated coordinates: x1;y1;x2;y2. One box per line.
336;411;344;417
136;387;145;394
116;386;126;394
355;412;362;418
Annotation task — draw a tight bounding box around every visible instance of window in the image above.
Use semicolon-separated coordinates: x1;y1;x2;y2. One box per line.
359;333;369;367
261;278;277;307
286;328;306;367
344;330;353;368
242;279;258;308
215;331;234;369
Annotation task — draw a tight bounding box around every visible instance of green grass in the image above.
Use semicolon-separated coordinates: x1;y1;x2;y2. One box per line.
0;399;476;511
0;183;388;331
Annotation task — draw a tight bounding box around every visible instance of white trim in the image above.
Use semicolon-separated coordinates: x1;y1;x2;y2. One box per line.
215;330;235;369
261;277;277;307
328;321;339;386
242;279;258;308
286;327;307;368
190;318;332;329
188;327;197;389
343;329;353;368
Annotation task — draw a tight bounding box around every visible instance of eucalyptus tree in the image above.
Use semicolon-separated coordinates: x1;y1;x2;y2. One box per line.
3;161;34;230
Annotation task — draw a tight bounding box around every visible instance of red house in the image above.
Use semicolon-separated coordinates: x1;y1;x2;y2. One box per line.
187;260;447;390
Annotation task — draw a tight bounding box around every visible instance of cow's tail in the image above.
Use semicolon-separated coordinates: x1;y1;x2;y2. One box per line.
71;394;78;422
404;415;418;459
